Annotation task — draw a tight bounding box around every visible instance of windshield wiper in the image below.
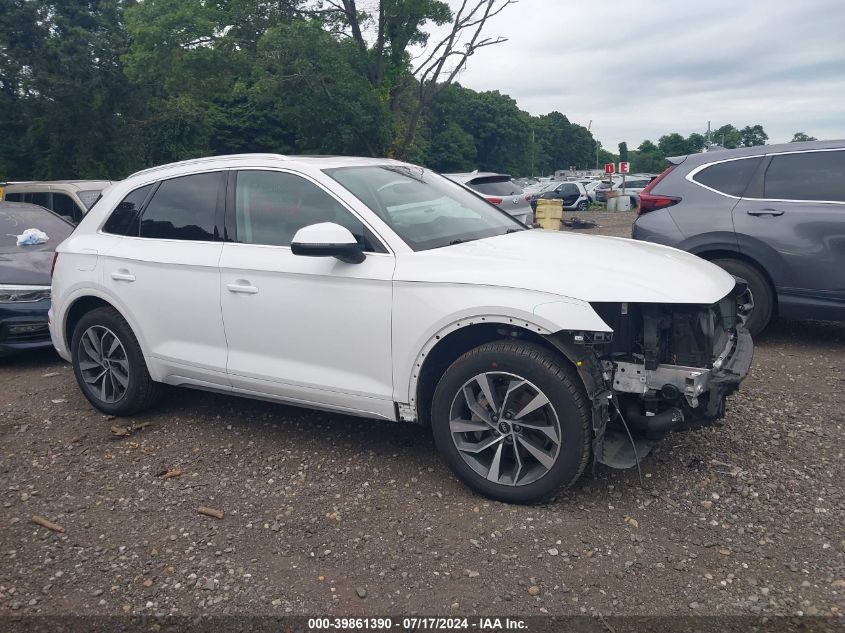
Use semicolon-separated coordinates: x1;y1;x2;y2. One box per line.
505;228;524;234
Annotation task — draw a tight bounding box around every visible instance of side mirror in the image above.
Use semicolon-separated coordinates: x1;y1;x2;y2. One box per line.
290;222;365;264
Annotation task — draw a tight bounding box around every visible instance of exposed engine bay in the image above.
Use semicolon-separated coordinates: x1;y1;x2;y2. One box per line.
552;280;754;469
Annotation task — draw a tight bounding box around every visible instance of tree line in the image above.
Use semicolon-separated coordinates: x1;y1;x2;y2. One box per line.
0;1;819;182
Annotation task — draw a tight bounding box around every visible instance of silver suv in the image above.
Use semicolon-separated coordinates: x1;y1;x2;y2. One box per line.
632;139;845;335
2;180;113;224
443;172;533;226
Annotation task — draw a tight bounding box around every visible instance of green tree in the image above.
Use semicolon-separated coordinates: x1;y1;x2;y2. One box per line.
712;124;742;149
630;140;666;173
791;132;817;142
657;133;688;157
618;142;628;163
740;124;768;147
1;0;134;179
686;132;706;153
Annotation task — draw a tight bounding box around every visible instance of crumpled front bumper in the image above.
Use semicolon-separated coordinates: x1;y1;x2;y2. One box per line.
702;325;754;418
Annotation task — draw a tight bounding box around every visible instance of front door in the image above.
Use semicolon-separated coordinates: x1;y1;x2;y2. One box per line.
219;169;396;419
732;149;845;318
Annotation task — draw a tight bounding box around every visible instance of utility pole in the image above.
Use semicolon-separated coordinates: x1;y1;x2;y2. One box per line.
531;128;535;178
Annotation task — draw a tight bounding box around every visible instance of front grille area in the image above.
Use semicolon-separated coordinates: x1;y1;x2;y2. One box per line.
1;322;51;344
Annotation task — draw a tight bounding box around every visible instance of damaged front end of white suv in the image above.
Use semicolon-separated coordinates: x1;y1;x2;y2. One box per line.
545;280;754;470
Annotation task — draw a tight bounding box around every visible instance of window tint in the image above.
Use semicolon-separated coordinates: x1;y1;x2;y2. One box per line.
764;150;845;202
140;172;221;241
30;192;50;208
234;170;379;250
103;185;153;236
693;156;762;197
4;192;22;202
51;193;79;222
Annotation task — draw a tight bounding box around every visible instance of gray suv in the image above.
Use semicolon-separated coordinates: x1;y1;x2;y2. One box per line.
632;139;845;336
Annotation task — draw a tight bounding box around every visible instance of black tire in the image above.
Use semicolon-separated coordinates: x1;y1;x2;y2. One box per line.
431;341;591;503
576;200;589;211
711;258;774;337
71;306;162;416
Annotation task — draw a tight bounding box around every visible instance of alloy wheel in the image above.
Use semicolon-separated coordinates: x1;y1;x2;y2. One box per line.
78;325;130;404
448;372;562;486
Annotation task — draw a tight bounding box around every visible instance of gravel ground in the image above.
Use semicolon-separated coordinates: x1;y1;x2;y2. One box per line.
1;211;843;620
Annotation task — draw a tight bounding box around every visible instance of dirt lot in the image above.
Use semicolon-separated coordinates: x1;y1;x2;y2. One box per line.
1;211;843;620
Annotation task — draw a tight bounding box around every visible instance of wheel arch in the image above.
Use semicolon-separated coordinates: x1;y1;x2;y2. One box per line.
409;314;604;427
62;291;156;374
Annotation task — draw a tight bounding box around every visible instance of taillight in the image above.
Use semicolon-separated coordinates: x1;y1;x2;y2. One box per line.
637;166;679;215
485;196;503;204
50;252;59;278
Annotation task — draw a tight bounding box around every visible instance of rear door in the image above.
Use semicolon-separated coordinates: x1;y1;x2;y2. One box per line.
732;149;845;317
100;171;229;384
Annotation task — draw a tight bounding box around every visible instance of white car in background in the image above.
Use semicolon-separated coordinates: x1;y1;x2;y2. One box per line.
49;154;752;503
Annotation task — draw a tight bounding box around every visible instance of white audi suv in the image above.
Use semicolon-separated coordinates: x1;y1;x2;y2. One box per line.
49;154;753;503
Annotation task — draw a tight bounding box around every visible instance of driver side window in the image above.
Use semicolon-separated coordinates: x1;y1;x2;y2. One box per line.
233;170;382;252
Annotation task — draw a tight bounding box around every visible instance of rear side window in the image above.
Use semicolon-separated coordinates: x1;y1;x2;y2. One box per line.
763;150;845;202
693;157;762;197
140;172;222;241
52;193;80;223
4;192;22;202
103;185;153;236
30;192;50;208
471;180;522;196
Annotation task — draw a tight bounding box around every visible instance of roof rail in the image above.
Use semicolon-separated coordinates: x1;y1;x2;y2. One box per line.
127;153;289;179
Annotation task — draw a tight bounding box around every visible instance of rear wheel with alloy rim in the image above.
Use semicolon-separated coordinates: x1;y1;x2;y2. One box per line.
431;341;591;503
576;200;589;211
71;307;162;416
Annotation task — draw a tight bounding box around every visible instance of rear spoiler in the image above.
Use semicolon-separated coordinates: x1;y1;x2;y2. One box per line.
666;155;688;166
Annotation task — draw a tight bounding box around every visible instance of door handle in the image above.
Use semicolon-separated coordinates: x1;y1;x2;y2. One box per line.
226;282;259;295
111;270;136;282
747;208;784;217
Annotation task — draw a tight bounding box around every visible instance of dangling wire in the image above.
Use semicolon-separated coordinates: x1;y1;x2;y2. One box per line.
609;397;645;488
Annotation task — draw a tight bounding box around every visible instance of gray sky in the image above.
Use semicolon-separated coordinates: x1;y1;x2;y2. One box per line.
436;0;845;150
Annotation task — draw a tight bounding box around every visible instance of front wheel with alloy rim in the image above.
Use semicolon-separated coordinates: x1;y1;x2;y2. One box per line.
576;200;589;211
71;306;162;416
431;341;591;503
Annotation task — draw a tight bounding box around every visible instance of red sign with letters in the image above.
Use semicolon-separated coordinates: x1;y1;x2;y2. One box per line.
619;162;630;174
604;163;615;174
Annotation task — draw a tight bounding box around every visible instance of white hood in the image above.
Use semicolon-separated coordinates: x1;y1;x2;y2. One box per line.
395;229;736;304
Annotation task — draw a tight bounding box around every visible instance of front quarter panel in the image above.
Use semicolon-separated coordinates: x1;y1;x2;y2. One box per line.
391;282;611;404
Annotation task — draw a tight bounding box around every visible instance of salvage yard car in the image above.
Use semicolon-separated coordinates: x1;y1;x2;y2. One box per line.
632;139;845;335
443;172;533;226
49;154;753;503
1;201;73;356
3;179;113;224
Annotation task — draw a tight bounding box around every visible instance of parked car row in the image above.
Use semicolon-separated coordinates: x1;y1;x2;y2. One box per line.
3;140;843;504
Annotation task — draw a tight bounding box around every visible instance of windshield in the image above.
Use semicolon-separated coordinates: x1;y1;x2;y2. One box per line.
325;165;526;251
77;189;103;209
